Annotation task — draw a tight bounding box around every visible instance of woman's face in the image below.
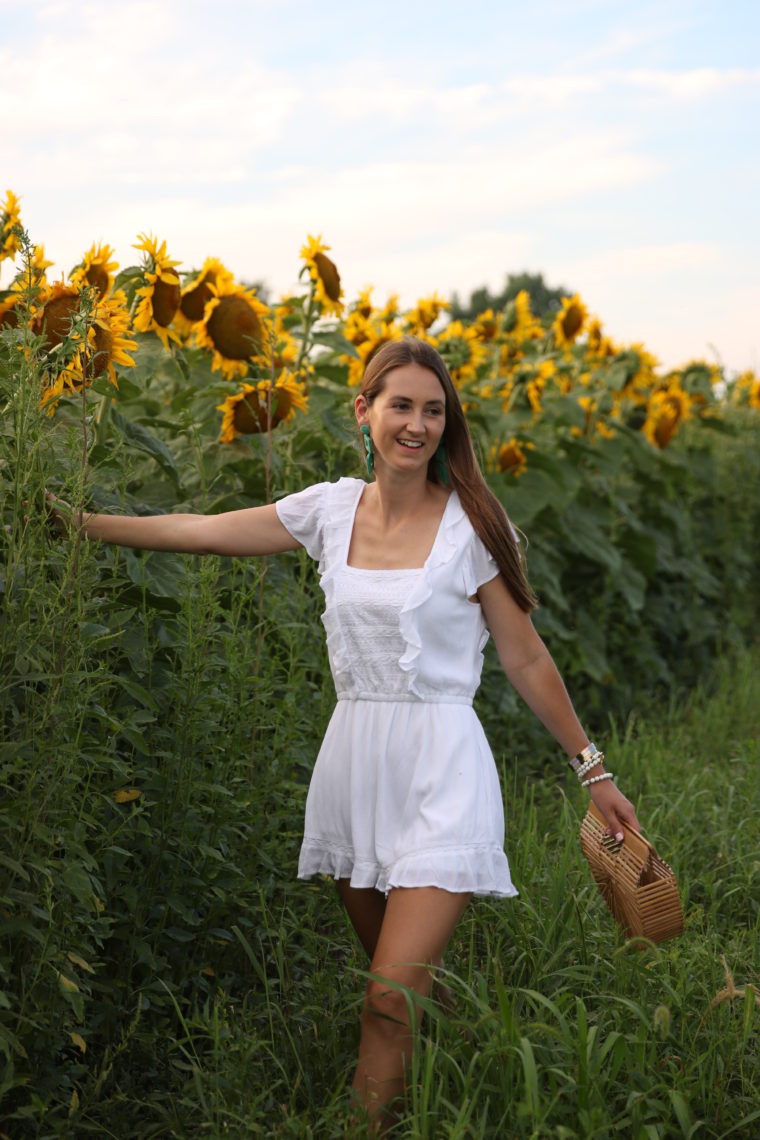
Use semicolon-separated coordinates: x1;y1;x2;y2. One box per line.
356;363;446;478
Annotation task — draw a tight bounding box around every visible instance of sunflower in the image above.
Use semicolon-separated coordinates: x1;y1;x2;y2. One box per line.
194;278;272;381
37;287;136;409
1;190;22;263
217;372;308;441
472;308;500;342
132;233;182;350
345;320;404;386
83;292;137;385
405;292;449;334
489;437;535;478
642;383;692;449
0;294;20;330
32;280;82;354
344;309;374;347
502;290;543;343
174;256;235;338
378;293;400;322
70;243;119;299
733;370;760;409
300;234;343;316
436;321;487;387
625;344;660;405
353;286;375;320
553;294;588;348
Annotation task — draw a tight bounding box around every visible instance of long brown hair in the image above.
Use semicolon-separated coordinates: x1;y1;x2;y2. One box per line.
360;337;537;612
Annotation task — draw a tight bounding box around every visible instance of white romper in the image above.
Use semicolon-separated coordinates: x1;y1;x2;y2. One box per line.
275;477;518;898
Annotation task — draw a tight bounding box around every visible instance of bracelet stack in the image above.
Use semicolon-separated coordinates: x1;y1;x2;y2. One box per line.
569;742;615;789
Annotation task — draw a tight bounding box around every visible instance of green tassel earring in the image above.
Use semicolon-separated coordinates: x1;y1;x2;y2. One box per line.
435;442;450;486
360;425;374;475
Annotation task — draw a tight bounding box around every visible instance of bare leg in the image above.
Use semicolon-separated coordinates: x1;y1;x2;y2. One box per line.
351;886;471;1132
336;881;452;1002
336;880;387;959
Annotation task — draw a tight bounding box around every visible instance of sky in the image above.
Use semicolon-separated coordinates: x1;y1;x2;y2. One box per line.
2;0;758;373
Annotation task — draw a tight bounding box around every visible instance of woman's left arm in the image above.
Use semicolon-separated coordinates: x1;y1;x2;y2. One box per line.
478;573;640;841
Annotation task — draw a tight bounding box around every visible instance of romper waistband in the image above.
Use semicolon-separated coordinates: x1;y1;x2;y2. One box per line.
336;691;473;706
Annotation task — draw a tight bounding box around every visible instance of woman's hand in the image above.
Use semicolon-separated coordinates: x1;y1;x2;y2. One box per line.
44;491;76;532
588;779;641;842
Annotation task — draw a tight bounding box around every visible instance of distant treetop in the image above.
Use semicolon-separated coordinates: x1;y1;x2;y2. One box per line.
450;272;571;323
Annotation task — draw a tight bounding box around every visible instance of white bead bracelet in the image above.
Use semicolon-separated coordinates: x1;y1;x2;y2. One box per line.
582;771;614;788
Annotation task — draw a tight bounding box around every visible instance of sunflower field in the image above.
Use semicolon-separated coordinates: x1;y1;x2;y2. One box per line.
1;188;760;1135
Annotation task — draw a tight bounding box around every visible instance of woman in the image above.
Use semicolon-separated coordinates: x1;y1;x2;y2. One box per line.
51;336;639;1132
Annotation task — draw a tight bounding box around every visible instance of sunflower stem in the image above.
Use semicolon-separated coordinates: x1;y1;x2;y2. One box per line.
95;390;112;447
295;279;316;374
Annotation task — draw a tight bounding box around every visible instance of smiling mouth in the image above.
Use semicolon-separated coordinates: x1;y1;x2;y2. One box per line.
397;439;424;449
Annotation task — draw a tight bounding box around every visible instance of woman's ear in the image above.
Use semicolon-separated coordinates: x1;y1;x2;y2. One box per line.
354;394;369;425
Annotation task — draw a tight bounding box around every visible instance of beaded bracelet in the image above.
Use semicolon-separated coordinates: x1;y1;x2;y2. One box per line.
582;771;614;788
576;753;605;780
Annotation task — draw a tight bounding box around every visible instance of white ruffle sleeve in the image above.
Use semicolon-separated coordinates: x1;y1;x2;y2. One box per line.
274;482;331;567
463;533;501;597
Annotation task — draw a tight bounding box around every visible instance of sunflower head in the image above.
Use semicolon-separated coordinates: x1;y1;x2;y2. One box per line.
195;280;272;381
344;310;373;347
472;309;499;341
217;373;308;441
642;383;692;448
436;321;485;387
732;369;760;410
0;294;20;330
405;292;449;333
300;234;343;316
554;294;588;348
70;243;119;299
354;287;375;320
346;321;404;386
36;287;135;408
490;437;535;478
1;190;22;263
180;257;235;321
132;233;182;349
32;282;82;352
86;294;137;384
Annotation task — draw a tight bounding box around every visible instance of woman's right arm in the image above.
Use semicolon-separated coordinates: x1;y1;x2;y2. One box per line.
48;494;302;558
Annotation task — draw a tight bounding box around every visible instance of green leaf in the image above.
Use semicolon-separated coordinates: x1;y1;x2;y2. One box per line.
110;408;180;486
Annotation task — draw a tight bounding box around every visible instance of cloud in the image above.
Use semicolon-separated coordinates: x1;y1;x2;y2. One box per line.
555;241;720;285
622;67;760;99
14;129;657;295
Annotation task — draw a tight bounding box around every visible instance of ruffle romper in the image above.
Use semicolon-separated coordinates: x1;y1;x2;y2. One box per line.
275;477;518;898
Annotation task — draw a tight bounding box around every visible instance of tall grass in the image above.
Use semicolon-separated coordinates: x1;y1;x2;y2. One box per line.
25;642;753;1139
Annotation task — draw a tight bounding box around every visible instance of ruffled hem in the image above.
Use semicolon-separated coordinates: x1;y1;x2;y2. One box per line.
298;840;519;899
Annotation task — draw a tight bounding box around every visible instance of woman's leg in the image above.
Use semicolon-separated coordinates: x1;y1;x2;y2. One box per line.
336;880;387;959
352;886;471;1131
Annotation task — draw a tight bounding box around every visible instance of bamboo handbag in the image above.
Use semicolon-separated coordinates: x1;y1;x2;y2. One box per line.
580;801;684;943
